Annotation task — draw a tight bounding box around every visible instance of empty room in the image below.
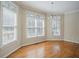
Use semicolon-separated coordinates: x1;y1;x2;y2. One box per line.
0;1;79;58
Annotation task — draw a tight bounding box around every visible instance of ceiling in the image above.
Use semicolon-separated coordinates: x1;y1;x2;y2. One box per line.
15;1;79;15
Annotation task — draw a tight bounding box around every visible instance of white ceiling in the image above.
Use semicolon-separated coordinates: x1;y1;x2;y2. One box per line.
15;1;79;15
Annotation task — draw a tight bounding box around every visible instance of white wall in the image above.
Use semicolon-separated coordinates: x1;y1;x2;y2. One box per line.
64;11;79;43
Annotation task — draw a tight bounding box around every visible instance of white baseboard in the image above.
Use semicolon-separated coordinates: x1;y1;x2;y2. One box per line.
3;45;21;58
64;39;79;44
22;40;46;47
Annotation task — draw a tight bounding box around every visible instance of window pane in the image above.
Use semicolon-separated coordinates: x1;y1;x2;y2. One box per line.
36;28;42;35
27;16;35;28
26;11;44;37
37;19;44;28
3;7;16;26
52;16;61;36
27;28;36;37
36;15;44;28
3;26;14;32
2;33;14;45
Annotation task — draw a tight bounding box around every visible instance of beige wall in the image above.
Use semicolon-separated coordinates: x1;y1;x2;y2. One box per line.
64;11;79;43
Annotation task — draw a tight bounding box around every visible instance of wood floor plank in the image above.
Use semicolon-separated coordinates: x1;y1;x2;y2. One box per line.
7;40;79;58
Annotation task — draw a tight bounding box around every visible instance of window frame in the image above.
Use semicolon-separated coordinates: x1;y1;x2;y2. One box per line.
26;12;45;38
1;1;18;46
51;15;61;37
0;2;2;47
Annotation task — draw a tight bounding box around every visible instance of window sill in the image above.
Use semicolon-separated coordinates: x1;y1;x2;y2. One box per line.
27;35;45;38
1;39;17;48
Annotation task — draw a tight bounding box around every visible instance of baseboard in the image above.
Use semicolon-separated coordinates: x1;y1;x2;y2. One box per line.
22;40;47;47
47;39;79;44
3;45;21;58
47;39;64;41
64;39;79;44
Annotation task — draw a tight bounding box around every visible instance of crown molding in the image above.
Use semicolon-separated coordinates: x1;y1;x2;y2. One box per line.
64;10;79;15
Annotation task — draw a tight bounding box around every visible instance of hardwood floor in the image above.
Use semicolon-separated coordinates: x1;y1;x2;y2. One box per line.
7;40;79;58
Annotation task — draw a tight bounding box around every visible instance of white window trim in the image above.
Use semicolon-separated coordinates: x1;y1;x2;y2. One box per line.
0;2;2;47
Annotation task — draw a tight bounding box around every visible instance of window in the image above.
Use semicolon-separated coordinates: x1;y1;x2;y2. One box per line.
26;12;44;38
51;16;61;36
1;2;17;45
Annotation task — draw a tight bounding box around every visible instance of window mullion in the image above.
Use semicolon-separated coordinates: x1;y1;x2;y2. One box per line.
35;17;37;36
0;2;2;47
